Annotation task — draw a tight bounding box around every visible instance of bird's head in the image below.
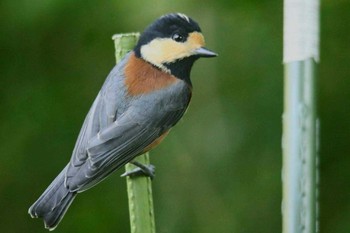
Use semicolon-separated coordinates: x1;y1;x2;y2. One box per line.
134;13;217;74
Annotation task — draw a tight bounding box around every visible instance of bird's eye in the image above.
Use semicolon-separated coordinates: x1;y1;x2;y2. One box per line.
172;33;185;42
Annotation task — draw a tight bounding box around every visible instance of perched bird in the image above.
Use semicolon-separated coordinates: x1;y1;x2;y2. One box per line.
28;13;217;230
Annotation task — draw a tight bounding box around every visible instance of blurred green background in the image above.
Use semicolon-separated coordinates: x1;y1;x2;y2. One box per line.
1;0;349;232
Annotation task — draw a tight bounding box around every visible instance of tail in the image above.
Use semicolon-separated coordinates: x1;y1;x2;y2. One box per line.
28;166;77;231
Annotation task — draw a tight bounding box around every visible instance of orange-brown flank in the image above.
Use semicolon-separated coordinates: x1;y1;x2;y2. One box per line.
124;53;178;96
142;130;170;153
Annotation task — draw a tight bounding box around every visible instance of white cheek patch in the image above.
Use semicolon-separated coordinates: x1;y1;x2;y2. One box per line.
140;32;205;67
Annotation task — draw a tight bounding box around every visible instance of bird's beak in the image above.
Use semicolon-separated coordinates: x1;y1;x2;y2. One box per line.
194;47;218;58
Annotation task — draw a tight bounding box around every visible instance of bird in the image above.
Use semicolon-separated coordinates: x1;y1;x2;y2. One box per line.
28;13;217;230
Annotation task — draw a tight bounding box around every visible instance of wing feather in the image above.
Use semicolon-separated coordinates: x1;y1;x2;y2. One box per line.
66;106;186;192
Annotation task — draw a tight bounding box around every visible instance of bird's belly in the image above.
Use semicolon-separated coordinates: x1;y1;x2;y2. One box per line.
142;130;170;153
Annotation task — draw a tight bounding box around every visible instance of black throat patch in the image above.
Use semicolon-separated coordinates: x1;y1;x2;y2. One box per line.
164;56;199;86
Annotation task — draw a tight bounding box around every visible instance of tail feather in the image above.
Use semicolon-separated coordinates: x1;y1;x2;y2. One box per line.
29;166;77;230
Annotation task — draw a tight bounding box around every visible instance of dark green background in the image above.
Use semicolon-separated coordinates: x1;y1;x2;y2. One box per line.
1;1;349;232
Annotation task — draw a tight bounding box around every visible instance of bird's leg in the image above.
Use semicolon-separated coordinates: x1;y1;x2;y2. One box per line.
121;161;155;179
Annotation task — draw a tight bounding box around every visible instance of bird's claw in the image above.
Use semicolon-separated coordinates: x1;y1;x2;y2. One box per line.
121;161;155;180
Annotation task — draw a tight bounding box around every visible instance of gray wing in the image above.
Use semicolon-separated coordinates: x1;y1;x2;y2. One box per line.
66;103;188;192
67;54;131;171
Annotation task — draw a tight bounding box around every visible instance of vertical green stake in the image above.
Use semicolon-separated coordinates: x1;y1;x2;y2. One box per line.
112;33;156;233
283;0;320;232
283;60;318;233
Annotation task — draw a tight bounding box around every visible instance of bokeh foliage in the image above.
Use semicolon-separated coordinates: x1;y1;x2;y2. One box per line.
0;0;349;232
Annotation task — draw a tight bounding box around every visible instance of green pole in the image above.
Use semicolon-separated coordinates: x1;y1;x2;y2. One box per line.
112;33;156;233
282;1;320;233
282;60;318;233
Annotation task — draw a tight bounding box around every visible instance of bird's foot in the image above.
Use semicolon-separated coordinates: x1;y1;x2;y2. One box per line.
121;161;155;180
